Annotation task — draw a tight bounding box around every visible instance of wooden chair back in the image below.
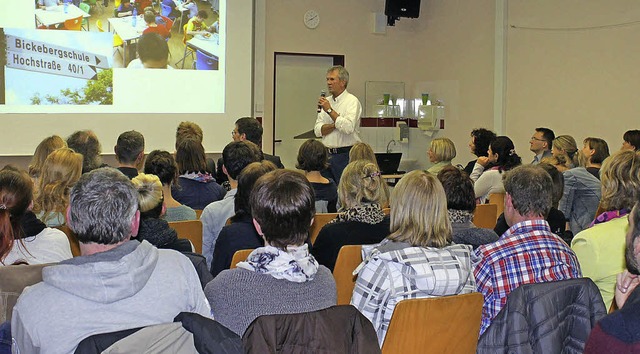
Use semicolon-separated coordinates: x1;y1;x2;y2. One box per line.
230;249;254;269
488;193;506;218
63;16;83;31
309;213;338;245
55;225;81;257
472;204;498;229
333;245;362;305
168;220;203;254
194;209;203;219
0;263;50;323
381;293;484;354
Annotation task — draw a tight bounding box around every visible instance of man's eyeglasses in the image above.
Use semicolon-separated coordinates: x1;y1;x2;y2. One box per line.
530;137;546;142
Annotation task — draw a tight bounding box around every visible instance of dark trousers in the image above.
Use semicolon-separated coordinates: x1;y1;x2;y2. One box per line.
322;151;349;185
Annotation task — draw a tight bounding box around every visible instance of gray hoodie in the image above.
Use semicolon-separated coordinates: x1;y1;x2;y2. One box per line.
11;240;211;354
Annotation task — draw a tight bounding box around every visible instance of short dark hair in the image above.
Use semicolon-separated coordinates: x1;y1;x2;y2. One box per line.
504;165;552;218
624;130;640;150
235;117;263;146
137;33;169;65
296;139;328;172
538;163;564;208
222;141;261;180
470;128;497;157
437;166;475;212
144;150;177;186
67;130;102;173
583;137;610;165
232;161;277;222
175;138;207;174
115;130;144;164
491;136;521;172
251;170;315;249
197;9;208;19
535;127;555;150
143;10;155;24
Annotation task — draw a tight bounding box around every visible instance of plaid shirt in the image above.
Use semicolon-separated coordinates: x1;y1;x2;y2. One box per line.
473;219;582;336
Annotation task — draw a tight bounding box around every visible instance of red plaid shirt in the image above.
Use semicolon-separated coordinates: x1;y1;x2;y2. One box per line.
473;219;582;335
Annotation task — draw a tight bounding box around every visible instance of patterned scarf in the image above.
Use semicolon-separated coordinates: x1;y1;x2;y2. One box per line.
331;203;385;225
590;209;630;227
237;244;319;283
448;209;474;224
180;172;215;183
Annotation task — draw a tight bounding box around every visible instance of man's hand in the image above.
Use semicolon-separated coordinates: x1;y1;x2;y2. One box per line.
615;270;640;308
318;96;331;112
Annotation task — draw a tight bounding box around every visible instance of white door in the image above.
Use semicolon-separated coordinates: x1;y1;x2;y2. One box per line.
274;54;335;169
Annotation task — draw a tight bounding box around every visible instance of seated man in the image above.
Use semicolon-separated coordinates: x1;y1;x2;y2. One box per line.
473;165;582;336
127;33;172;69
114;130;144;179
11;168;210;354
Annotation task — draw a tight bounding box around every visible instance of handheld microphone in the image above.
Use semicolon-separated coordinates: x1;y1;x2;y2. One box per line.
317;90;326;113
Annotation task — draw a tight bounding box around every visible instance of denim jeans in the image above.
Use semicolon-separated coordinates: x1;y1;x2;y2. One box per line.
0;321;11;354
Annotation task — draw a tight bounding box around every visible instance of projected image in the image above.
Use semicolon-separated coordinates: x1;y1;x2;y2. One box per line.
1;28;113;105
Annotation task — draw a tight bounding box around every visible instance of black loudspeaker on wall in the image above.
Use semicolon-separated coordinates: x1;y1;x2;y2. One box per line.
385;0;421;19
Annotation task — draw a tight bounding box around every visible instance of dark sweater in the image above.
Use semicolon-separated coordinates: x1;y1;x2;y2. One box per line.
311;216;390;271
312;180;338;213
172;176;225;210
210;213;264;277
584;286;640;353
452;221;499;249
494;207;566;236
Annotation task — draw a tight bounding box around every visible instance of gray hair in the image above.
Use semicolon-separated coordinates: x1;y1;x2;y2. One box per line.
68;167;139;244
503;165;552;218
328;65;349;87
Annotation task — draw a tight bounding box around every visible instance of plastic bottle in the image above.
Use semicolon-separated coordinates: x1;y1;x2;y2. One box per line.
63;0;68;13
132;7;137;27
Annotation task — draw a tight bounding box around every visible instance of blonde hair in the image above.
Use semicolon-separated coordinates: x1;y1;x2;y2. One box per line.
131;173;163;214
429;137;456;162
553;135;578;168
388;170;452;248
33;148;83;223
541;155;570;172
348;142;377;165
28;135;66;178
338;160;388;209
600;150;640;211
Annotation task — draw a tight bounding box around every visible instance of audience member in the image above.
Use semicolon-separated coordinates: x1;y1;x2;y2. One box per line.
66;130;106;173
558;152;602;235
580;137;610;180
11;168;210;353
552;135;579;169
572;150;640;309
28;135;66;185
210;161;276;277
175;121;216;174
437;166;498;248
464;128;496;175
32;148;83;227
312;160;390;271
584;202;640;353
473;165;581;336
173;138;225;210
201;141;260;268
351;170;476;346
622;129;640;151
144;150;196;222
472;136;522;203
205;170;336;336
530;127;555;164
127;33;171;69
0;167;71;265
494;163;567;238
348;141;377;165
296;139;337;213
114;130;144;179
426;137;456;175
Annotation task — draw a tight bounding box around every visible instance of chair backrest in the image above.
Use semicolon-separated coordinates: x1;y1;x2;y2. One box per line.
381;293;484;354
55;225;81;257
333;245;362;305
472;204;498;229
230;249;254;269
96;19;104;32
168;220;203;254
488;193;505;217
309;213;338;245
194;209;203;219
0;263;50;323
64;16;83;31
195;49;218;70
79;2;90;14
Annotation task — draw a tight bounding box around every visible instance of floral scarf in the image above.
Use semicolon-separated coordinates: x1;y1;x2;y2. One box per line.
590;209;630;227
331;203;385;225
236;244;319;283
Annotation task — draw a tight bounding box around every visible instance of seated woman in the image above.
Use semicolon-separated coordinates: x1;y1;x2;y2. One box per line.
144;150;196;222
172;138;225;210
296;139;338;213
131;173;191;252
552;135;579;170
426;137;456;175
351;170;476;346
205;170;337;336
0;166;72;266
28;135;66;189
312;160;390;271
464;128;496;176
571;149;640;309
437;166;498;248
472;136;521;203
349;141;377;165
580;137;610;180
32;148;83;227
210;161;276;277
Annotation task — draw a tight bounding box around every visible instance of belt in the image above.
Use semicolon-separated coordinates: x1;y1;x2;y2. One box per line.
327;146;352;154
